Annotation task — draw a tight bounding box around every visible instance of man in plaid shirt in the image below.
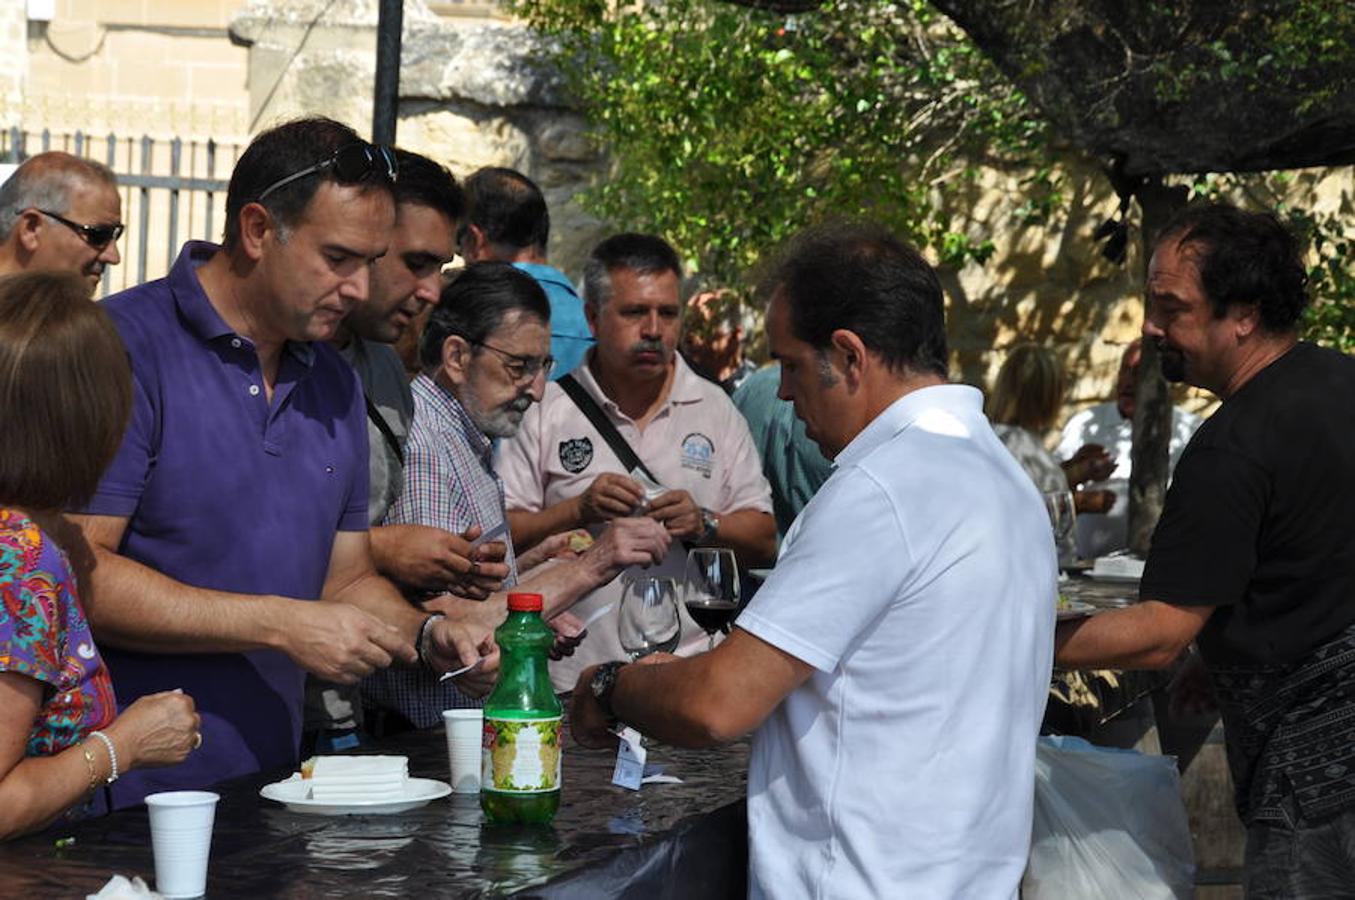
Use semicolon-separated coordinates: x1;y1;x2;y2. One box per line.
362;262;671;727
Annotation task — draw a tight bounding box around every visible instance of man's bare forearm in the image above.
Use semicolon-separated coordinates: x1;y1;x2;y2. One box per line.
81;544;292;654
323;556;428;641
1054;601;1209;670
516;557;611;619
508;500;583;553
709;509;777;568
367;525;403;582
609;654;738;748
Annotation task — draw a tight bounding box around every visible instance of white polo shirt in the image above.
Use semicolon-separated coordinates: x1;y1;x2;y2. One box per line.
738;385;1055;900
497;353;773;689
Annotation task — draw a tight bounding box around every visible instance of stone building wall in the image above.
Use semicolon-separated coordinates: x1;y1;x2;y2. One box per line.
229;0;610;286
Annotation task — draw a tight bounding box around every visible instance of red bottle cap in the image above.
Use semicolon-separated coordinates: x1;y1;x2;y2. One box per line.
507;592;544;612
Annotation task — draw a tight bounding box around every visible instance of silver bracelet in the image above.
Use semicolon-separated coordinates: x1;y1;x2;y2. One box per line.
89;730;119;784
417;613;446;670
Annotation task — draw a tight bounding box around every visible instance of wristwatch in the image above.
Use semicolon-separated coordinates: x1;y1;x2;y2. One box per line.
589;661;626;723
699;507;720;544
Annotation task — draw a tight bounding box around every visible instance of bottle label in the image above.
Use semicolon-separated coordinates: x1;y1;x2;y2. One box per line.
482;715;562;794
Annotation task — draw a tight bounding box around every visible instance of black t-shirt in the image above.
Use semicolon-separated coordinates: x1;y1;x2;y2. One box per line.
1141;341;1355;666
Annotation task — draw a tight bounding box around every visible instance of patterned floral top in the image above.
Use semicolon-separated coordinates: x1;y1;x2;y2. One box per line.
0;509;116;757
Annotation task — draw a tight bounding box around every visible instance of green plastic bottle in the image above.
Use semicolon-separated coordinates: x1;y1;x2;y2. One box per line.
481;592;562;825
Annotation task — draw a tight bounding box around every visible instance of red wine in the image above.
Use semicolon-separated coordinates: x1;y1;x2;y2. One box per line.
686;599;738;634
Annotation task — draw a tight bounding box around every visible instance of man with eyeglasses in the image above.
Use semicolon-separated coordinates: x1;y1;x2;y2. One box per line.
361;261;671;729
500;233;777;690
69;117;494;807
0;151;123;293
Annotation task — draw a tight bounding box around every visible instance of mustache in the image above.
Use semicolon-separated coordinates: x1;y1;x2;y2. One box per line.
630;339;667;355
506;396;533;413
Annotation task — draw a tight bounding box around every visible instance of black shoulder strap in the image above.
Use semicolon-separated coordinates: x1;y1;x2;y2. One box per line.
557;373;658;484
364;393;405;467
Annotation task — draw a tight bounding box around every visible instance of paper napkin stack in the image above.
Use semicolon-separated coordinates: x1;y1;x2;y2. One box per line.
308;755;409;803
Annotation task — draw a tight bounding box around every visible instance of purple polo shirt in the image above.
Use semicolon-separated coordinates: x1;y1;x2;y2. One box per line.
81;241;370;808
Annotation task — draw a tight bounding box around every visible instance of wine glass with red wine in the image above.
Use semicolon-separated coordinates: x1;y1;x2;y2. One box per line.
682;548;741;650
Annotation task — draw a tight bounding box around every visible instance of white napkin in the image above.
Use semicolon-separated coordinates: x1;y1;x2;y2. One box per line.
86;875;160;900
309;755;408;802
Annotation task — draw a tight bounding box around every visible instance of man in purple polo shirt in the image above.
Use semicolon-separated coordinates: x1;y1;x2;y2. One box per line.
69;117;493;808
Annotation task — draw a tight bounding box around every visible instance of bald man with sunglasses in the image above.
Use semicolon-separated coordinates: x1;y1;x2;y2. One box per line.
0;152;123;294
68;117;494;807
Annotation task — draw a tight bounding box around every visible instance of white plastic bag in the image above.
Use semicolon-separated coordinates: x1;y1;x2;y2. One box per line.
1022;735;1195;900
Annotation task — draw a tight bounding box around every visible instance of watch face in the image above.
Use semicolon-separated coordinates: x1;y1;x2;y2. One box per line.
591;662;618;699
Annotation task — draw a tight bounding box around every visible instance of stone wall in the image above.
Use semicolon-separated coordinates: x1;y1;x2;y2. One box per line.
230;0;609;279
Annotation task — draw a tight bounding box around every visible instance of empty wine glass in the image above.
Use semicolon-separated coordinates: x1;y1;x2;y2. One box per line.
617;576;681;660
1043;490;1077;569
682;548;741;650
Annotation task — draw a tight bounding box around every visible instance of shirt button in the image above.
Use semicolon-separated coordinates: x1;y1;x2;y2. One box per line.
248;385;260;396
231;338;242;349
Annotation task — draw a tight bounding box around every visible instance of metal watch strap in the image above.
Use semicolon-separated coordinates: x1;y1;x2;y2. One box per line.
417;613;445;670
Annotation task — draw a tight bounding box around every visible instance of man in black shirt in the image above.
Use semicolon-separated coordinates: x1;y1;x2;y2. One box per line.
1055;201;1355;898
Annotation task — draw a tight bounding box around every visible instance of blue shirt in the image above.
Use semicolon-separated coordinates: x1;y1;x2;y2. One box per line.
731;364;833;540
515;262;592;380
81;241;370;806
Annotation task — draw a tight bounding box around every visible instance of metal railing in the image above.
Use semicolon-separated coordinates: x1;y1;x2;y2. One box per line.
0;128;244;297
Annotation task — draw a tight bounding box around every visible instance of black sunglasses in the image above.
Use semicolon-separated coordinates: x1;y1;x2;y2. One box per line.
256;141;398;202
34;209;124;250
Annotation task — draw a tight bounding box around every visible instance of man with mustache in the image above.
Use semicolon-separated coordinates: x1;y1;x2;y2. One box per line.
499;233;776;689
0;152;123;294
1055;202;1355;897
68;118;493;806
362;262;671;727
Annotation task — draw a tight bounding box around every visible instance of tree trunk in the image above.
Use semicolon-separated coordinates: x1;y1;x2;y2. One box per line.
1126;178;1189;555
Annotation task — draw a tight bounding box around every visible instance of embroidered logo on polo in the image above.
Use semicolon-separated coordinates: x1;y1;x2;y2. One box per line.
559;437;593;474
680;432;715;479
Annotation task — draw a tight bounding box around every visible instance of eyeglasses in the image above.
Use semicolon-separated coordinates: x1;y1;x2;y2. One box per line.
470;338;555;382
34;210;124;249
256;141;398;202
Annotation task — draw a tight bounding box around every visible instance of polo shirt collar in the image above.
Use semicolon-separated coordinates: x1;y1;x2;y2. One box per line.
170;239;315;369
835;384;984;469
171;241;233;343
577;350;705;415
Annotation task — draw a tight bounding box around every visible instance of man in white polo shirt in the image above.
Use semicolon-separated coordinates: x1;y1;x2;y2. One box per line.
499;232;776;689
568;224;1056;898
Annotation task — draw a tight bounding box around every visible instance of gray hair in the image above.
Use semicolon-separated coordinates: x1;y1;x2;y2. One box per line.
0;152;117;243
582;232;683;308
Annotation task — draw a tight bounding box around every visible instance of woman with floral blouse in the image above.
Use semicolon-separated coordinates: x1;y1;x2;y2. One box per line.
0;272;200;838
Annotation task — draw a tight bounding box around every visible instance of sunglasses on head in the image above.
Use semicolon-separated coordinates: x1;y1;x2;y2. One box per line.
34;209;124;250
255;141;398;202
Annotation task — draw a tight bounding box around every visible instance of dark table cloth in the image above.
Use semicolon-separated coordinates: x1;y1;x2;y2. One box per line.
0;722;749;898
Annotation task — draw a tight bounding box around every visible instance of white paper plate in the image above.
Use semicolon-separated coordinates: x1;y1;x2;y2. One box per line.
260;775;451;815
1056;601;1097;620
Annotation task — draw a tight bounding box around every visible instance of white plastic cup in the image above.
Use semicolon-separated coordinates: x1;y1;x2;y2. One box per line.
442;708;483;793
145;790;219;899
